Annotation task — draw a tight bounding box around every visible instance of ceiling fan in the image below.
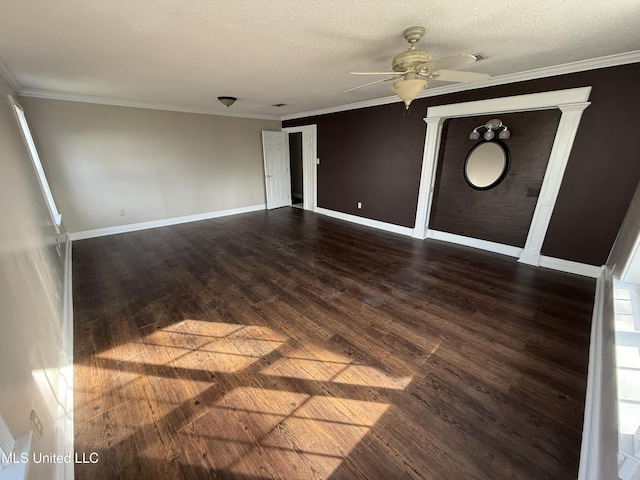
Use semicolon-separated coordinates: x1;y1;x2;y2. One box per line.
348;26;490;109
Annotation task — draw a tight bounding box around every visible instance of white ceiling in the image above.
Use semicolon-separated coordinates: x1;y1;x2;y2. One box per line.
1;0;639;119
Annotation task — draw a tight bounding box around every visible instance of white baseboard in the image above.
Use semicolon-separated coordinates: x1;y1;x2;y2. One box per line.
69;204;266;240
539;256;603;278
57;234;74;480
315;207;413;236
424;230;602;278
427;230;523;258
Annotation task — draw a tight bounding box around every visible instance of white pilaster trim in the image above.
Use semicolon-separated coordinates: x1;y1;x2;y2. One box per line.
412;116;445;239
519;101;591;263
69;204;266;240
427;230;523;257
518;250;541;266
316;207;413;237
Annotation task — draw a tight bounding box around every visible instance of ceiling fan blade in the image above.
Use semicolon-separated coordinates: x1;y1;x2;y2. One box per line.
350;71;406;75
432;70;490;83
422;54;478;72
345;75;403;93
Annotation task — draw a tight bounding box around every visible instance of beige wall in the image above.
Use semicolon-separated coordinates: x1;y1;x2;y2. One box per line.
0;79;68;479
19;97;281;233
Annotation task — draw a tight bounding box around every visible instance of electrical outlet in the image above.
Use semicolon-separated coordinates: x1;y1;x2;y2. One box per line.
357;202;362;209
118;209;125;216
30;410;43;439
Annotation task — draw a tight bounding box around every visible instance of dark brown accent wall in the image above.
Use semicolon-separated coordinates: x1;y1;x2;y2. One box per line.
284;62;640;265
430;110;561;247
290;106;427;227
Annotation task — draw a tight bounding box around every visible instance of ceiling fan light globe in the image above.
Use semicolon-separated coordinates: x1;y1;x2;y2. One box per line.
391;79;427;109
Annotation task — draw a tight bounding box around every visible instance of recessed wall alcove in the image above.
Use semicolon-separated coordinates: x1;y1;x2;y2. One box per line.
430;110;561;248
412;87;592;269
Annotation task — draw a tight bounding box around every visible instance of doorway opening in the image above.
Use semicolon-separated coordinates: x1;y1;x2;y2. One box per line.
282;124;317;213
262;125;317;212
289;132;304;207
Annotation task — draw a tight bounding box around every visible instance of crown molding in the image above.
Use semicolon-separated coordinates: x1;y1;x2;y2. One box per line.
281;50;640;121
19;89;281;121
0;56;22;94
8;50;640;122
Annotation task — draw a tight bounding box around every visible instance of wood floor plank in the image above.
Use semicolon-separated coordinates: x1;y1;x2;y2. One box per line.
73;208;595;479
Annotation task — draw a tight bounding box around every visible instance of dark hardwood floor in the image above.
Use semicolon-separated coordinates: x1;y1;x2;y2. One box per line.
72;208;595;480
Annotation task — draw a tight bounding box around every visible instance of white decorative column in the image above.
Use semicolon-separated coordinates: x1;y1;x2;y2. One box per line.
518;101;591;265
412;115;444;239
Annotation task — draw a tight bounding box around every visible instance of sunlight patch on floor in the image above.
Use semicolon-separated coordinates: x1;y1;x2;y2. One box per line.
79;319;410;478
332;364;413;389
97;320;286;374
171;387;387;478
260;345;413;389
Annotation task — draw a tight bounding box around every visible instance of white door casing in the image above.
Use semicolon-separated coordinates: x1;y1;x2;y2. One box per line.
412;87;591;266
282;125;318;212
262;131;291;209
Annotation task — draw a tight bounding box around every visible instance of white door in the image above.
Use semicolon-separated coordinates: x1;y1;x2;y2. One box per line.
262;131;291;209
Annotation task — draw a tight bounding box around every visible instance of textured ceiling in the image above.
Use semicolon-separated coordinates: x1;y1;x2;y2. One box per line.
1;0;639;118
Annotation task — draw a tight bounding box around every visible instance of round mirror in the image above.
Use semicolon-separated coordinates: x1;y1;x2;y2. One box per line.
464;140;510;190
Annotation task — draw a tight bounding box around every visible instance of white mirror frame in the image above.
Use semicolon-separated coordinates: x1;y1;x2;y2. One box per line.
412;87;591;266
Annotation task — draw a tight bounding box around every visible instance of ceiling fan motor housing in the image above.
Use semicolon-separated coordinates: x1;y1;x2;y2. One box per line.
392;50;431;73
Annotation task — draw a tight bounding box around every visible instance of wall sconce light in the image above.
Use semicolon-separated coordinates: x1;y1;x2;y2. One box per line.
218;96;237;107
469;118;511;141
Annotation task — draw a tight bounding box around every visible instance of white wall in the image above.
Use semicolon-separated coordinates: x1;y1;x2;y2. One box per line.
580;181;640;479
19;97;281;233
0;79;68;479
609;180;640;283
580;267;622;480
